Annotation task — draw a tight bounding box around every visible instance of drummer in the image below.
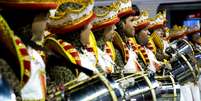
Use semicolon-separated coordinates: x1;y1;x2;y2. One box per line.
92;0;131;74
115;0;144;73
147;11;171;61
0;14;47;100
126;11;164;73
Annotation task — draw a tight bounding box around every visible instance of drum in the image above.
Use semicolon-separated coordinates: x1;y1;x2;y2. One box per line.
168;39;194;56
47;73;123;101
155;76;180;101
116;72;159;101
170;53;199;84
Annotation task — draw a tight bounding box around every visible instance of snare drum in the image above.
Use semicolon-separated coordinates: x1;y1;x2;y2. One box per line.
116;72;159;101
155;76;180;101
170;53;199;84
48;73;123;101
169;39;194;55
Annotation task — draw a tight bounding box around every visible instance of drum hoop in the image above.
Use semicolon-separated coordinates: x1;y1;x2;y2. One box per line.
143;74;157;101
155;76;178;101
169;76;177;101
54;73;100;97
96;72;118;101
179;53;196;82
116;72;146;82
54;72;119;101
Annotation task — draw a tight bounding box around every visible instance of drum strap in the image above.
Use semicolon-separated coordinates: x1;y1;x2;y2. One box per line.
104;41;116;61
127;38;140;54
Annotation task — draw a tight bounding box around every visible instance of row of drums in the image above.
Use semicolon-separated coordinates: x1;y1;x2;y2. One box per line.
47;72;180;101
46;39;200;101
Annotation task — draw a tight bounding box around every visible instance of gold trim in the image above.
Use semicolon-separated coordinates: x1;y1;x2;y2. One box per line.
49;11;94;28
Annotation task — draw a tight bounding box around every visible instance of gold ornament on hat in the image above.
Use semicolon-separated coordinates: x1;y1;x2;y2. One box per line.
92;1;120;30
148;11;166;30
47;0;95;34
132;10;149;31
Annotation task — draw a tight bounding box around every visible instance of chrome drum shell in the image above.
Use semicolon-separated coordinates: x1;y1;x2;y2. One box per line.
116;72;159;101
170;53;199;84
155;76;180;101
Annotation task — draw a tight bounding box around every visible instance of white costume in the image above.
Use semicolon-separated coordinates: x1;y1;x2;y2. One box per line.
21;47;46;100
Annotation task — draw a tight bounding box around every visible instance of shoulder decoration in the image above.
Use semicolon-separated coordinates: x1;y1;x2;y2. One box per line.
44;37;81;65
113;31;129;63
0;15;31;86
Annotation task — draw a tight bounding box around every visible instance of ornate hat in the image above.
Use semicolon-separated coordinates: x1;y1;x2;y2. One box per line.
92;0;120;30
0;15;31;86
168;25;188;41
47;0;96;34
0;0;57;10
117;0;135;17
132;11;150;31
148;11;167;30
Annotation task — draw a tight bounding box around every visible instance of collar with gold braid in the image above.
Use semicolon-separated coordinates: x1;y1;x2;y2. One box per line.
44;37;81;66
104;41;116;61
130;37;150;65
85;31;98;63
113;31;129;63
0;15;31;86
146;37;157;55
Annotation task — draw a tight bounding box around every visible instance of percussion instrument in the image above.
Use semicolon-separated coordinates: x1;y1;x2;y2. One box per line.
116;72;159;101
167;39;194;56
170;53;199;84
48;73;123;101
155;76;180;101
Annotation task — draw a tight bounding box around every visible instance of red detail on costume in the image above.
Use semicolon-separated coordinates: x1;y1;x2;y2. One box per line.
70;52;79;57
86;47;94;52
23;75;29;84
15;39;22;45
75;60;81;65
92;17;120;30
106;49;111;53
125;56;129;62
40;73;46;98
63;45;73;51
118;8;135;18
23;60;31;71
58;40;64;44
0;2;58;10
20;48;29;56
